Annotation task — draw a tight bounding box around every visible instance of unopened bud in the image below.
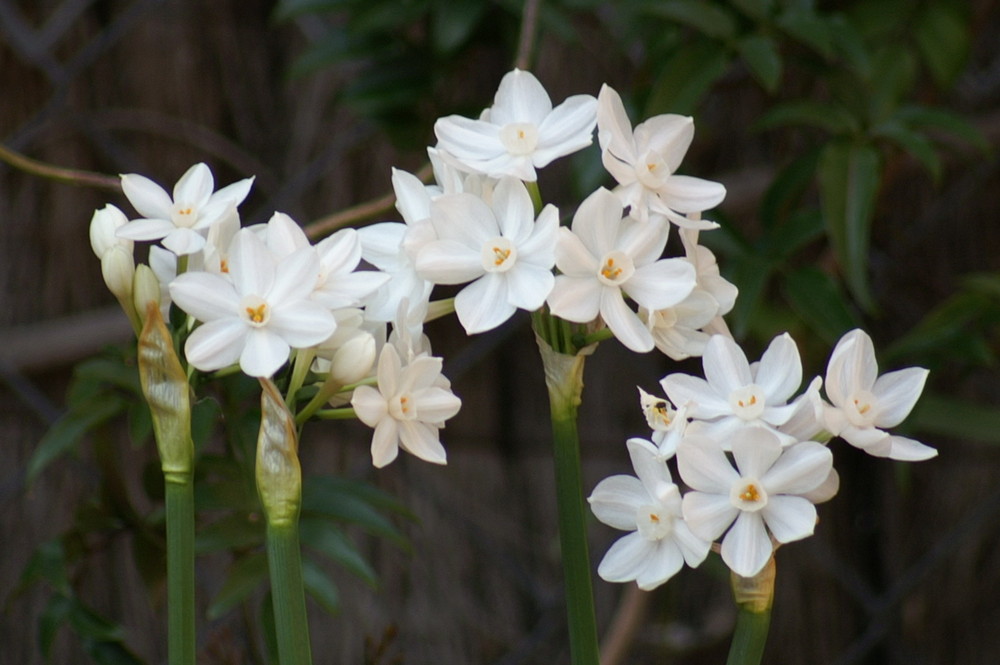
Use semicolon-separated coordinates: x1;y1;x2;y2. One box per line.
89;204;132;258
330;333;376;385
101;245;136;301
133;264;162;323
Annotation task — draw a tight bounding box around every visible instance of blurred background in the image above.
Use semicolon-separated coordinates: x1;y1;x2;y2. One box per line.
2;0;1000;663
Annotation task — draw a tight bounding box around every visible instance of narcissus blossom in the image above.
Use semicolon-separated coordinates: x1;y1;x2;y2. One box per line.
660;333;802;444
434;68;597;181
823;329;935;461
416;177;558;334
351;344;462;468
677;428;833;577
169;229;336;377
589;438;710;590
596;84;725;228
117;162;254;256
547;187;696;352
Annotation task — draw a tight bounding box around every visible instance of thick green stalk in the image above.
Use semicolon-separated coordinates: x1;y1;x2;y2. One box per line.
165;475;196;665
257;378;312;665
726;556;775;665
535;327;600;665
266;522;312;665
137;303;196;665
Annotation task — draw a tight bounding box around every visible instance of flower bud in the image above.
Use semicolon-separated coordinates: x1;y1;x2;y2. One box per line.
133;263;162;323
101;245;136;301
330;332;376;385
89;204;132;258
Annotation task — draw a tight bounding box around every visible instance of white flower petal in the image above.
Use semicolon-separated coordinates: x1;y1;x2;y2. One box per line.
886;435;938;461
625;259;696;311
554;227;598;277
172;163;214;207
533;94;598;167
269;300;337;348
169;272;239;322
120;173;173;220
754;333;803;403
760;441;833;495
416;239;484;285
597;532;654;584
658;175;727;213
703;335;754;395
413;386;462;423
162;228;207;256
455;273;515;334
351;385;388;428
761;495;817;543
636;114;693;173
184;318;247;371
601;288;654;352
492;177;535;241
659;373;731;419
871;367;928;428
505;263;554;311
547;275;602;323
116;218;176;242
826;329;878;405
681;490;738;541
635;539;685;590
240;329;290;377
359;222;407;271
228;230;275;298
589;475;647;530
570;188;622;258
398;420;447;465
270;247;320;303
490;68;552;125
677;436;740;493
392;168;432;223
721;511;772;577
626;437;674;497
371;418;400;468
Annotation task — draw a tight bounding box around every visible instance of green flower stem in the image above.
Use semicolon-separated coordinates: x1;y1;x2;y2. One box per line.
257;378;312;665
295;375;344;426
535;320;600;665
726;556;775;665
313;407;357;420
137;303;196;665
165;473;196;665
266;521;312;665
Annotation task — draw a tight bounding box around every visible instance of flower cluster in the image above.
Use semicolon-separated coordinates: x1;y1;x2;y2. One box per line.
590;328;935;586
90;163;461;469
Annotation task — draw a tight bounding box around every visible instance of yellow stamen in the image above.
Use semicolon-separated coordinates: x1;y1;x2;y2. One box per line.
601;258;622;280
853;399;871;415
493;247;511;266
739;484;761;502
649;513;660;523
245;303;267;323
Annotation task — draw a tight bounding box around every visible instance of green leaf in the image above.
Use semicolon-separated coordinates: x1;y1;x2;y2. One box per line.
727;255;773;338
871;120;942;183
909;393;1000;445
754;100;860;135
191;397;221;450
431;0;487;54
644;0;738;39
288;32;353;80
760;149;821;229
67;600;127;643
195;513;265;554
894;105;991;153
817;140;881;312
28;396;125;483
301;477;410;550
72;356;141;395
737;34;782;92
828;15;871;80
82;640;145;665
306;476;416;519
767;208;825;258
19;539;72;596
208;551;269;620
775;7;834;58
913;2;969;87
782;266;860;343
644;40;730;116
39;594;73;659
299;516;379;588
868;45;917;121
302;557;341;614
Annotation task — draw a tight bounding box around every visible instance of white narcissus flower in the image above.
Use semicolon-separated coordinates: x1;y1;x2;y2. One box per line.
640;289;718;361
596;85;725;228
89;204;133;258
117;162;254;256
358;168;438;322
660;333;802;445
416;177;558;334
588;438;710;590
823;329;936;461
547;188;696;353
677;428;833;577
351;344;462;468
169;229;336;378
637;387;688;459
434;68;597;182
